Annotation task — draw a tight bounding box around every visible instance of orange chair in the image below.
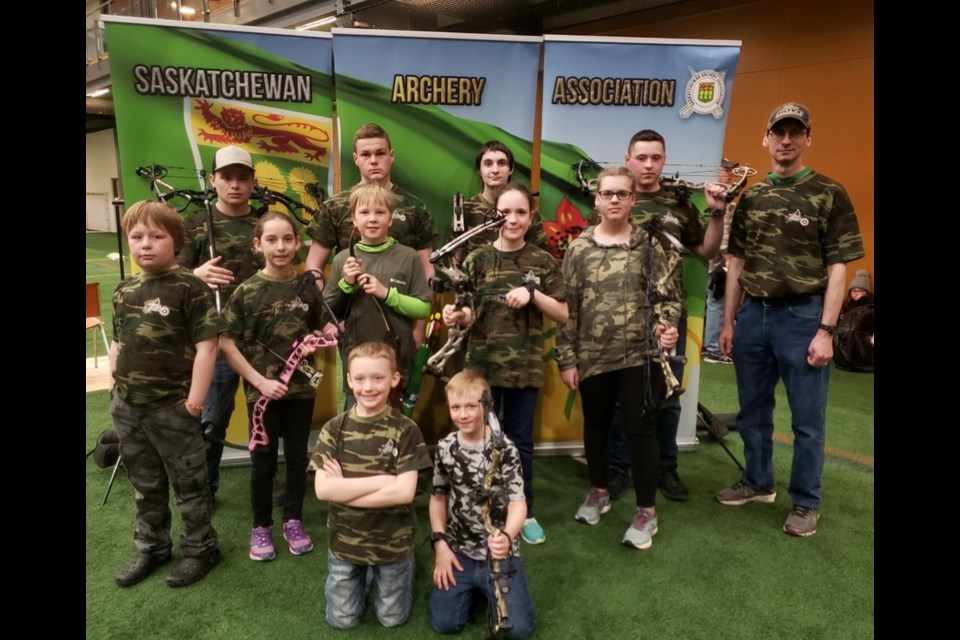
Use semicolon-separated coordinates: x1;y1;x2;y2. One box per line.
86;282;111;368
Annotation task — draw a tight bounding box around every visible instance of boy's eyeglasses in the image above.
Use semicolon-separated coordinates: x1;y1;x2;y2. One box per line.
597;190;634;201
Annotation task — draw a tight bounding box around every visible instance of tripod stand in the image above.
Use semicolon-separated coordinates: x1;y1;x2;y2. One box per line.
100;456;125;506
87;430;125;506
696;403;744;472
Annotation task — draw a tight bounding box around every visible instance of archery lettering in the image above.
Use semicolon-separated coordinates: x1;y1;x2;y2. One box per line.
391;75;486;106
551;76;676;107
133;65;312;103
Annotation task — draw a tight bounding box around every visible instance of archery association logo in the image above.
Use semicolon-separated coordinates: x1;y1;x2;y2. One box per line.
679;67;727;120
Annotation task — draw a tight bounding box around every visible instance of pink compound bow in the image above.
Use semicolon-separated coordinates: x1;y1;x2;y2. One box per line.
248;332;338;452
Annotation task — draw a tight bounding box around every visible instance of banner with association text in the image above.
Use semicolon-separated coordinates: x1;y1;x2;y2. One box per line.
103;16;336;452
539;35;741;449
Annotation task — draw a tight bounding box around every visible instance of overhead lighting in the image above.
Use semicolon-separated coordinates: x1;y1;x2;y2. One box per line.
87;88;111;98
295;16;337;30
170;2;196;16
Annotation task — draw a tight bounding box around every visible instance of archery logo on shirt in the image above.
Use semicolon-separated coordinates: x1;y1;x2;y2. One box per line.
286;296;309;312
143;298;170;316
379;439;397;457
786;209;810;227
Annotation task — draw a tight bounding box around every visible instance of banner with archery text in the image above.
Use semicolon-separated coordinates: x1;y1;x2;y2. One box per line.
103;16;337;452
539;35;742;449
330;29;541;443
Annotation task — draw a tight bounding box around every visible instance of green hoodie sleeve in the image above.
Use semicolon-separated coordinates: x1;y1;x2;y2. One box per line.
383;287;431;319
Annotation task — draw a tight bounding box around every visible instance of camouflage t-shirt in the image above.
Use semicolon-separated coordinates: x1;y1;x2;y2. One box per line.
556;225;680;382
305;184;438;254
112;267;224;411
221;271;332;402
728;169;865;298
432;430;525;561
310;406;432;565
322;239;431;388
447;192;547;266
462;243;566;388
178;207;264;302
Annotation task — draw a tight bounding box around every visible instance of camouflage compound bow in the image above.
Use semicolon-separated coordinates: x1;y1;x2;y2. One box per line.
422;212;509;379
478;407;515;638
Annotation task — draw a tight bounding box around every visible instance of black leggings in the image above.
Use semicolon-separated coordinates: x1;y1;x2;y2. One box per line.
247;397;315;527
579;366;664;507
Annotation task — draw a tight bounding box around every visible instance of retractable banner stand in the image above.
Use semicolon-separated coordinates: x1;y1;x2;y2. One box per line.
331;29;541;443
539;35;741;450
103;17;336;457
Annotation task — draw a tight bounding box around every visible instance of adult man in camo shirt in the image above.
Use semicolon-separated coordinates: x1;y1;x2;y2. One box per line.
715;103;864;538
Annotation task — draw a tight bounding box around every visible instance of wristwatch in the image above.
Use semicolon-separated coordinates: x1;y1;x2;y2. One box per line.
430;531;448;547
818;323;838;335
708;208;726;217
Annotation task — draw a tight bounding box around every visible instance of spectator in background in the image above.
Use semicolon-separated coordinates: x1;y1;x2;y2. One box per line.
841;269;873;314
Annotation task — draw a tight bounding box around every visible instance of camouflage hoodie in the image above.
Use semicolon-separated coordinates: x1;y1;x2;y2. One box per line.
556;224;680;383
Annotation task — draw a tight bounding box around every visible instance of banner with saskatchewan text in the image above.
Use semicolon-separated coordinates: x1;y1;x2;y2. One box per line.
103;16;336;453
330;28;541;443
539;35;741;450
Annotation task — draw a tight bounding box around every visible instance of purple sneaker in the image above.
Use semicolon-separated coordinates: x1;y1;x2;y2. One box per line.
249;526;276;562
282;519;314;555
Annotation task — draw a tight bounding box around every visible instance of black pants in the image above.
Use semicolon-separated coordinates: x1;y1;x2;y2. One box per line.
247;397;315;527
579;366;664;507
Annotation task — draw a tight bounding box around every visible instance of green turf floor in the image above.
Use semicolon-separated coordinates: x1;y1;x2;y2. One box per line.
85;361;873;639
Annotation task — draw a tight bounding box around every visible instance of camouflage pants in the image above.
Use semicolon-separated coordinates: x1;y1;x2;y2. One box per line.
111;394;219;558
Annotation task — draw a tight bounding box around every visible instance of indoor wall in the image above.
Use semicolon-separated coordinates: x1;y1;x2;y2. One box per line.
555;0;875;289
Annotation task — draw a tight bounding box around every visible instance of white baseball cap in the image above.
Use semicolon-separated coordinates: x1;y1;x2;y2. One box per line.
212;146;254;172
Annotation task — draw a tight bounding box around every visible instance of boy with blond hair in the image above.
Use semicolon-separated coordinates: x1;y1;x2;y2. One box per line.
428;370;535;638
312;341;432;629
323;183;431;408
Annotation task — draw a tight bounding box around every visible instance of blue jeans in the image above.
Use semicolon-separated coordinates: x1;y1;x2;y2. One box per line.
732;296;830;509
491;387;538;516
609;317;687;472
704;279;724;354
201;356;240;495
325;550;414;629
429;554;535;639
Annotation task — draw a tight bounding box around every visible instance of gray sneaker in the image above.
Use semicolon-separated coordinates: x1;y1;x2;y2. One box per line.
783;505;820;537
715;481;777;506
574;488;611;525
622;507;659;550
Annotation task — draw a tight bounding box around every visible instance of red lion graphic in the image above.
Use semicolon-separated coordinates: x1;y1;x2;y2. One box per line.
195;99;328;161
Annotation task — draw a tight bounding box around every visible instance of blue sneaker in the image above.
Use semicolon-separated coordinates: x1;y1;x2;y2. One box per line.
520;517;545;545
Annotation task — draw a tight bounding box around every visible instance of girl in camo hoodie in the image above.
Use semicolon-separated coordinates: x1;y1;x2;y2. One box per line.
556;166;680;551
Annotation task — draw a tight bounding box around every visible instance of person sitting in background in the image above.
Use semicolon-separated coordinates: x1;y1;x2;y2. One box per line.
834;269;874;371
841;269;874;315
